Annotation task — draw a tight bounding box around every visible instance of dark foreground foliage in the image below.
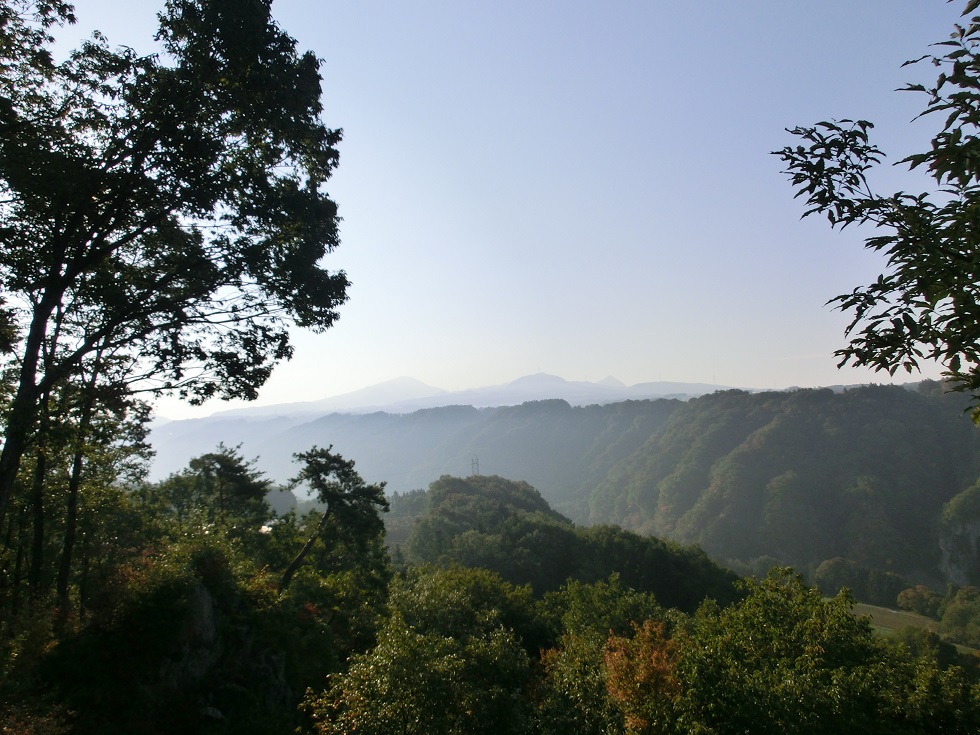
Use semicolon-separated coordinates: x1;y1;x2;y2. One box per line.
3;445;979;734
306;566;980;735
0;445;390;734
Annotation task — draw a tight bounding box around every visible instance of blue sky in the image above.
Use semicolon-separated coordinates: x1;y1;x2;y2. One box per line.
65;1;961;418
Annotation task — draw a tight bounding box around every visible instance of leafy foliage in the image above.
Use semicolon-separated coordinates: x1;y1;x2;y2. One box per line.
897;585;947;619
403;474;738;609
40;536;289;734
536;576;668;735
588;384;980;587
889;626;965;671
813;557;909;608
278;446;388;593
0;0;349;524
136;443;271;535
775;2;980;418
307;566;536;735
940;585;980;648
669;569;980;734
4;1;980;731
0;442;391;733
604;620;682;735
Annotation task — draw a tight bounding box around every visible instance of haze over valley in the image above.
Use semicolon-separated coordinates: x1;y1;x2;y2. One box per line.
152;377;980;593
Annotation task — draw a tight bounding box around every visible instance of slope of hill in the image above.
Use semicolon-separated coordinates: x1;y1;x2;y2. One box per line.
587;383;980;586
151;399;683;519
151;379;980;590
392;474;740;611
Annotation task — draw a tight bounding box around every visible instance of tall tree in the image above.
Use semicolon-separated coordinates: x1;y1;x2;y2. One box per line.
0;0;349;524
308;567;536;735
775;1;980;418
142;442;271;535
279;446;388;593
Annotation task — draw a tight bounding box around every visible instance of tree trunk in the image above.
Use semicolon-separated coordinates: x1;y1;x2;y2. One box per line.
0;506;17;615
0;381;41;531
279;505;332;594
57;393;94;627
0;304;53;530
28;445;47;603
27;389;51;604
11;506;28;615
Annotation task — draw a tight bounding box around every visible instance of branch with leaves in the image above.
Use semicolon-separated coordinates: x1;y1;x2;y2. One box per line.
775;1;980;419
278;446;387;594
0;0;350;522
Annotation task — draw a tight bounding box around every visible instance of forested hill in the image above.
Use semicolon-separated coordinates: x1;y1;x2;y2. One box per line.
151;398;684;519
153;381;980;587
588;383;980;587
389;474;740;611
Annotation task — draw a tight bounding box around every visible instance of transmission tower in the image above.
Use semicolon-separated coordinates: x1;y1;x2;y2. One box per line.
471;455;480;476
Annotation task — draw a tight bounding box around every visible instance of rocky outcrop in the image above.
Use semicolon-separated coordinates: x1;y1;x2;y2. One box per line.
156;580;292;720
939;519;980;586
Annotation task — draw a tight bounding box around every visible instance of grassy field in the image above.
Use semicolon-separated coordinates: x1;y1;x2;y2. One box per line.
853;603;939;636
853;602;980;659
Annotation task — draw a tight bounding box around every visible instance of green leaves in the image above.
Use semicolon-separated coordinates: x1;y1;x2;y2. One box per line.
290;445;388;529
777;119;883;226
776;8;980;420
278;446;388;594
0;0;351;520
310;567;536;735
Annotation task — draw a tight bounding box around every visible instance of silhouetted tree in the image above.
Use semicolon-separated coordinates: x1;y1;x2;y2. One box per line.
0;0;349;526
279;447;387;593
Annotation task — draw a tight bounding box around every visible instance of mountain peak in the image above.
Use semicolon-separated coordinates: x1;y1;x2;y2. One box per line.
598;376;626;388
509;373;568;386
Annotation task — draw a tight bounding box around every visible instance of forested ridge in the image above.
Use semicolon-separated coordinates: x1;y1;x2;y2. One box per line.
159;381;980;590
151;397;685;517
389;474;740;611
588;383;980;587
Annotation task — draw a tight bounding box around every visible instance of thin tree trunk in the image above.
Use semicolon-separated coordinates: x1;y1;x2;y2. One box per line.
279;506;332;594
0;506;17;615
28;444;47;603
57;397;93;627
78;552;90;620
28;390;51;604
11;505;28;615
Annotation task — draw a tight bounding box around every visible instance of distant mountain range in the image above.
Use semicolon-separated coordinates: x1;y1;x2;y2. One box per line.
194;373;734;418
149;374;730;484
147;372;883;487
148;375;901;486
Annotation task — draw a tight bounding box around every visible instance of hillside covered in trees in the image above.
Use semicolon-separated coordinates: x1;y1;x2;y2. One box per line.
150;396;685;517
588;384;980;589
388;474;739;611
158;382;980;592
5;456;978;733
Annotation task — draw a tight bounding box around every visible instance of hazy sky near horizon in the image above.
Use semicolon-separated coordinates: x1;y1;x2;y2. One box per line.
65;1;961;418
